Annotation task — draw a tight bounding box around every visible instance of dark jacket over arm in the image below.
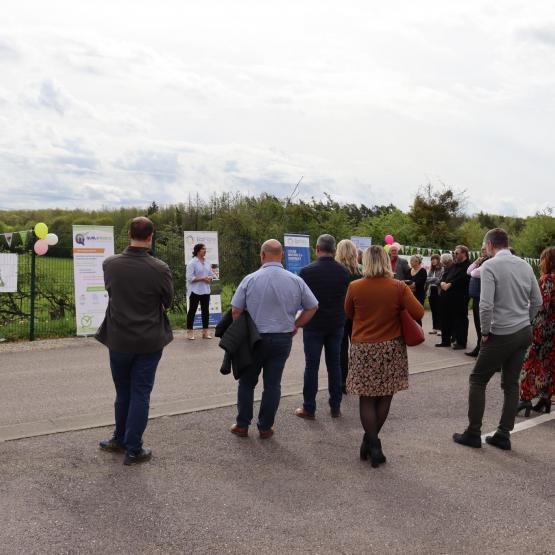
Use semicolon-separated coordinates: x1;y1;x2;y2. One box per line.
217;311;261;379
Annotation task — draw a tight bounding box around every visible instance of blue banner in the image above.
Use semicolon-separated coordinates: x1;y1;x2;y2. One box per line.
284;234;311;274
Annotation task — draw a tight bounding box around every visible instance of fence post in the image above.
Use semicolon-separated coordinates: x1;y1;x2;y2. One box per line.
29;233;36;341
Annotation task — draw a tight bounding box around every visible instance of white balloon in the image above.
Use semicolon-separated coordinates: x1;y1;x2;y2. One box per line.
45;233;59;246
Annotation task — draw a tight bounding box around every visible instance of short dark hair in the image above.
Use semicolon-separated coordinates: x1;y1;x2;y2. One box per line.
484;228;509;249
316;234;336;254
454;245;469;258
129;217;154;240
192;243;205;257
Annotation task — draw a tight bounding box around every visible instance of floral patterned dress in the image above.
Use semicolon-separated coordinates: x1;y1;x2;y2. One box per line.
520;273;555;400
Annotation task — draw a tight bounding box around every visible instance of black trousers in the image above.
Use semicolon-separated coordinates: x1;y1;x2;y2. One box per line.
340;318;353;386
428;287;441;330
187;293;210;329
471;296;481;347
440;294;469;347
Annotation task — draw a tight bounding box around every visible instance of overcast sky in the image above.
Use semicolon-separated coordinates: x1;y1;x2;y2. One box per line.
1;1;554;215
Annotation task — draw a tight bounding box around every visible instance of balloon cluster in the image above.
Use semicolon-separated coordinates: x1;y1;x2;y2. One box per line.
33;223;59;256
383;234;401;253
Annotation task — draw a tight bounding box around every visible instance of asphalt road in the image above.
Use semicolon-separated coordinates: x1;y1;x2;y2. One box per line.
1;315;553;553
1;366;553;554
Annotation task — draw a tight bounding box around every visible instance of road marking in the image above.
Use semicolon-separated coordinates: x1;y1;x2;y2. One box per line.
481;412;555;441
0;361;472;442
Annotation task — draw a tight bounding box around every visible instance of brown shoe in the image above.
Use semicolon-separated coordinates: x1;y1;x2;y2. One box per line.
259;428;274;439
230;424;248;437
295;407;315;420
330;408;342;418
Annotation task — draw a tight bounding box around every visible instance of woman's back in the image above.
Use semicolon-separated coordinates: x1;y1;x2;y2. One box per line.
346;277;424;343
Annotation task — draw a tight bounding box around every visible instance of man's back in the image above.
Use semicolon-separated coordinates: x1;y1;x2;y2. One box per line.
480;253;542;335
96;247;174;353
232;262;318;333
300;257;350;331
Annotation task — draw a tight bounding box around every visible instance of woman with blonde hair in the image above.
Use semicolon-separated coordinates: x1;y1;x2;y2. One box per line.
336;239;362;392
345;245;424;467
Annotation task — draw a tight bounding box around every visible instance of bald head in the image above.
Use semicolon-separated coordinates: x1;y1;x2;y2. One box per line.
261;239;283;263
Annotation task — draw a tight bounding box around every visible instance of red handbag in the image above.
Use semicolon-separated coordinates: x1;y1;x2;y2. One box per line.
397;281;425;346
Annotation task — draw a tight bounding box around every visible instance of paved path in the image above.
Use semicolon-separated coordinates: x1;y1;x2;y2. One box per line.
0;314;474;441
1;367;553;554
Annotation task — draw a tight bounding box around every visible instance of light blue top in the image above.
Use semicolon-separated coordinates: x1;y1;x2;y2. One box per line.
231;262;318;333
186;257;213;295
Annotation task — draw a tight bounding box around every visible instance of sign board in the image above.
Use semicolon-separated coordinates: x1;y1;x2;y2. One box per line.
284;234;311;274
0;253;18;293
184;231;220;280
184;230;222;328
72;225;114;336
351;236;372;251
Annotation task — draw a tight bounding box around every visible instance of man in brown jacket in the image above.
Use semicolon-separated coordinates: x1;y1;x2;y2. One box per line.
96;217;174;465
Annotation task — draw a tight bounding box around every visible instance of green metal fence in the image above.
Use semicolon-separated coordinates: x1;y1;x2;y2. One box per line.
0;231;261;342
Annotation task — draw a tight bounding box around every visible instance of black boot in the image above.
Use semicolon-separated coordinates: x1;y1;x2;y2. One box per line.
368;438;384;468
360;433;370;461
533;396;552;414
465;345;480;358
516;399;533;417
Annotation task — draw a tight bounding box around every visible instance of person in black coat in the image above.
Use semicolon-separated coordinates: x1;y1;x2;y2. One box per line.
295;234;350;419
436;245;471;350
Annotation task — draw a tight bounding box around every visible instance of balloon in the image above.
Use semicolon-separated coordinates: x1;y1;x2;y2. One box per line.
384;234;394;245
34;222;48;240
45;233;59;246
34;239;49;255
392;242;401;250
384;244;391;253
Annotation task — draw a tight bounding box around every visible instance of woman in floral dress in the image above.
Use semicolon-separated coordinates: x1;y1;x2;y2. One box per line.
518;246;555;415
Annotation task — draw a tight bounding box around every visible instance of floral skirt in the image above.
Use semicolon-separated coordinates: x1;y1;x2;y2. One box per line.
347;338;409;396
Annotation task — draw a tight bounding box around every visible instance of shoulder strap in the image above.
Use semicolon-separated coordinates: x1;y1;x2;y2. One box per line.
396;279;404;307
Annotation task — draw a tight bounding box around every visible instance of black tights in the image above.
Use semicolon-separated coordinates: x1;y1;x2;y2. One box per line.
359;395;393;441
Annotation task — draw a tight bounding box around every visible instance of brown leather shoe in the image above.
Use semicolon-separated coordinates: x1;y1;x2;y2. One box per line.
230;424;248;437
295;407;315;420
259;428;274;439
330;408;342;418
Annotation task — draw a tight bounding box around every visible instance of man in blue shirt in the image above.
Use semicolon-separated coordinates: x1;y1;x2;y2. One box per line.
295;234;350;419
230;239;318;438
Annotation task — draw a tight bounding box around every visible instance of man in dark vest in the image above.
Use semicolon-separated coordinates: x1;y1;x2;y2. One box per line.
295;234;350;419
96;217;174;465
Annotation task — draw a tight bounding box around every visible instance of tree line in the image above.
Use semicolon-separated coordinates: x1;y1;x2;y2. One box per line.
1;188;554;258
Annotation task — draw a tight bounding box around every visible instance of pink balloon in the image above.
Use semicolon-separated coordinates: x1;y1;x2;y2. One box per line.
384;234;394;245
34;239;49;256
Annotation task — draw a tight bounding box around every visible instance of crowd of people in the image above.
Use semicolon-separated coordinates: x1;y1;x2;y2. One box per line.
94;217;554;467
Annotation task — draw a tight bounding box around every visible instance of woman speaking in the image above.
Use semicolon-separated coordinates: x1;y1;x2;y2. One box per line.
186;243;214;340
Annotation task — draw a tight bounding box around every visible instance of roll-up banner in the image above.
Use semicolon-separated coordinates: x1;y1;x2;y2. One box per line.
0;253;18;292
184;230;222;328
351;236;372;251
284;233;311;274
73;225;114;336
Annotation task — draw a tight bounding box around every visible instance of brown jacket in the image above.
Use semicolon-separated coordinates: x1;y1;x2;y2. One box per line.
345;277;425;343
95;247;174;353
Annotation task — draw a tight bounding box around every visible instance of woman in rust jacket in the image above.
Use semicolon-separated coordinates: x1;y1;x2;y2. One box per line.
345;245;424;468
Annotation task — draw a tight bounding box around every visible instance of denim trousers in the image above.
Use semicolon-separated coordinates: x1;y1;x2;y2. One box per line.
236;333;293;431
109;349;163;454
466;326;532;438
302;326;343;415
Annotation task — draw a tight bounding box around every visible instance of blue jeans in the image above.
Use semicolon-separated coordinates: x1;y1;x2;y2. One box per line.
109;350;163;454
237;333;293;432
302;327;343;415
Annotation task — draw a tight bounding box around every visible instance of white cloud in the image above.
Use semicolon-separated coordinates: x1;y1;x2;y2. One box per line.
1;0;555;215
